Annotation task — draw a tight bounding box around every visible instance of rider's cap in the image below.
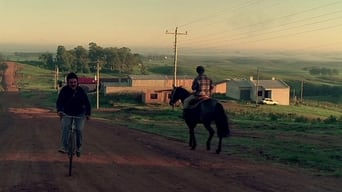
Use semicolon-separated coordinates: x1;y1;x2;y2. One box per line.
196;66;205;74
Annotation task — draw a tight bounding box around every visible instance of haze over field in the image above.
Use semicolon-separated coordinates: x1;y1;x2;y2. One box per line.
1;0;342;55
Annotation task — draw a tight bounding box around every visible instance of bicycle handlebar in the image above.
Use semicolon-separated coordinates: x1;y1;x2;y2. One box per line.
58;112;84;119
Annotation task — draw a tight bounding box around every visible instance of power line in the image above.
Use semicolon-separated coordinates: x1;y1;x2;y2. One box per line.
190;9;342;47
184;1;342;46
178;0;262;28
178;1;342;53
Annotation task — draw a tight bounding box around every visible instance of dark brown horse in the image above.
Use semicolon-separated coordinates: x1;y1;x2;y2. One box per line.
169;86;230;154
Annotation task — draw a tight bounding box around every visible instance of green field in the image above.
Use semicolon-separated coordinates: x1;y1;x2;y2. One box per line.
144;53;342;103
144;53;342;84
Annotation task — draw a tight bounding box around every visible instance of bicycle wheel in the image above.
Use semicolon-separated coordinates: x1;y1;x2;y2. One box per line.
68;132;75;176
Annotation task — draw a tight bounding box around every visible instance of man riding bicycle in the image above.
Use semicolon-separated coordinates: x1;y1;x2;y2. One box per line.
56;72;91;157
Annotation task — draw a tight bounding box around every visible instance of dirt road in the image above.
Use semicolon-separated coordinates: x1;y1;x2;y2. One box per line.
0;62;341;192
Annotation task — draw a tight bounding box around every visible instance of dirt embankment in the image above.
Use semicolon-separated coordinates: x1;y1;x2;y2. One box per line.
1;62;19;92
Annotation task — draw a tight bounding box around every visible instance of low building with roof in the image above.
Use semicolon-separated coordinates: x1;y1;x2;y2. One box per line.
102;75;193;104
226;76;290;105
213;80;227;94
78;77;97;92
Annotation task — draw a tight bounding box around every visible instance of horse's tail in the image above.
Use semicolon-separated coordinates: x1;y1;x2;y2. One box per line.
214;103;230;137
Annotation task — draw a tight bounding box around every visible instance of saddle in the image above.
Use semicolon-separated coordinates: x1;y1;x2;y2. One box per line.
188;96;210;108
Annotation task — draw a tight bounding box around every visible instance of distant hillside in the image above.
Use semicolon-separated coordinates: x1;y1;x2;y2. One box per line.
3;51;342;104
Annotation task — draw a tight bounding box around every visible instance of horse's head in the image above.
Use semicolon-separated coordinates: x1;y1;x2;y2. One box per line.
169;86;190;106
169;86;179;106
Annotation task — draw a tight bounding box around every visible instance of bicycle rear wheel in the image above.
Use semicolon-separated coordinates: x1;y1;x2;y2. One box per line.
68;132;75;176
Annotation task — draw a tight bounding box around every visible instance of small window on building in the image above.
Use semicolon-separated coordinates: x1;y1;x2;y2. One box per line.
258;91;262;96
150;93;158;100
167;93;171;99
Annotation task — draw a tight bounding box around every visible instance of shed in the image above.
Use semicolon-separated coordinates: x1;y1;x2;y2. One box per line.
227;77;290;105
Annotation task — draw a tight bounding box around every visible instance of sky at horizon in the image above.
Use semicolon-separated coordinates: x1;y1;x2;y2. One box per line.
1;0;342;54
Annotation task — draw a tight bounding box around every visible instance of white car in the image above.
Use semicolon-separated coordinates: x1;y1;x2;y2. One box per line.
261;98;278;105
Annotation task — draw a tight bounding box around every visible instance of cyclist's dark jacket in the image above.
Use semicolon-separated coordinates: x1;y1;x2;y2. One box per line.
56;86;91;116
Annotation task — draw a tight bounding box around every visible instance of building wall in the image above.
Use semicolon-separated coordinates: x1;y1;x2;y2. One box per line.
132;79;166;87
130;78;192;88
104;77;289;105
214;82;226;94
104;86;153;94
104;78;193;104
270;88;290;105
142;90;170;104
226;80;242;99
226;79;290;105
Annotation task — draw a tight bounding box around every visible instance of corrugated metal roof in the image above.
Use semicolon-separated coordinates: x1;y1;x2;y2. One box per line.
128;75;192;80
78;77;96;84
229;79;253;87
228;78;289;89
100;78;128;82
252;80;289;88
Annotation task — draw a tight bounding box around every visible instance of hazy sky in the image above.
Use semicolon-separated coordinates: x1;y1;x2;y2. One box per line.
1;0;342;54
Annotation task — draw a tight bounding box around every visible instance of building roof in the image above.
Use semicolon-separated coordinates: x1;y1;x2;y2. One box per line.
78;77;96;84
251;79;289;89
228;79;253;88
128;75;192;80
228;78;289;89
100;77;129;82
214;80;227;85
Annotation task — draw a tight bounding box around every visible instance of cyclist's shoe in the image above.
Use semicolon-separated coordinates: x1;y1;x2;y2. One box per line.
76;150;81;157
58;147;67;154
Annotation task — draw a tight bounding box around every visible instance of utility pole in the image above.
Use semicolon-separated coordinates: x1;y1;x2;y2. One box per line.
96;60;100;109
54;56;59;93
255;68;259;106
300;78;304;103
55;65;59;92
166;27;187;87
54;66;57;90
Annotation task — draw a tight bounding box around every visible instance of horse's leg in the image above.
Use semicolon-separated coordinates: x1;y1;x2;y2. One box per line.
188;126;193;147
216;136;222;154
204;123;215;151
188;125;197;150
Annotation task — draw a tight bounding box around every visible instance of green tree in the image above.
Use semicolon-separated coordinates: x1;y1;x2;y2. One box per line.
56;45;71;72
38;52;54;69
47;43;144;74
73;46;90;73
114;47;143;73
103;47;120;71
88;42;104;72
0;53;7;76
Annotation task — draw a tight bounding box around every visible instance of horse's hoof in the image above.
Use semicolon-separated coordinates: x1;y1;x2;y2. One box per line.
216;149;221;154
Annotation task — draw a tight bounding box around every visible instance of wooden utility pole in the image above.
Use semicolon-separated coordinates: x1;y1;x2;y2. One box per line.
300;78;304;103
96;60;100;109
54;65;59;92
255;68;259;106
166;27;187;87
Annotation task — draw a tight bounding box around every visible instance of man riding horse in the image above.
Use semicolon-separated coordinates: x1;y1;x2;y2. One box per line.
183;66;214;116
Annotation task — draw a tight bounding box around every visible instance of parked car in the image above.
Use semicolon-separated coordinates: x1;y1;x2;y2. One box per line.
261;98;278;105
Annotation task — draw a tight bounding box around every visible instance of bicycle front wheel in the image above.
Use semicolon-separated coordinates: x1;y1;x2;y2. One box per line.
68;132;75;176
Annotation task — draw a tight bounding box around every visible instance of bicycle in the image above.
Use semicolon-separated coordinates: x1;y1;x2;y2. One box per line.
60;113;84;176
